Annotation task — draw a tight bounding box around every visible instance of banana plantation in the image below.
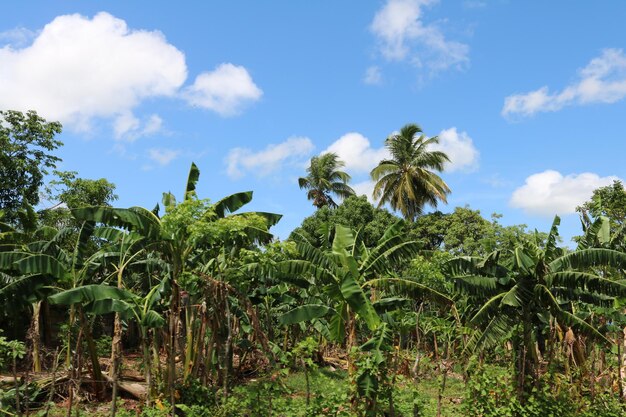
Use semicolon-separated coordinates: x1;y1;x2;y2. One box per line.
3;112;626;417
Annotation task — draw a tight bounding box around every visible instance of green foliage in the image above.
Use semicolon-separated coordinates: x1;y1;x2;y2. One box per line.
0;332;25;371
290;195;399;247
95;334;112;358
578;180;626;228
463;363;626;417
463;363;518;416
298;152;355;209
0;110;63;224
45;170;118;209
371;123;451;221
176;378;216;408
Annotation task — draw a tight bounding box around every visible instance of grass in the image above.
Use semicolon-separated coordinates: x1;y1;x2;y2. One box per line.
18;366;467;416
217;366;465;416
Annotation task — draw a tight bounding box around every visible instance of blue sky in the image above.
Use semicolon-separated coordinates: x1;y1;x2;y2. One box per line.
1;1;625;242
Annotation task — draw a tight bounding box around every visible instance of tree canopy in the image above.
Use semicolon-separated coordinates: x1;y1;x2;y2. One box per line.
0;110;63;224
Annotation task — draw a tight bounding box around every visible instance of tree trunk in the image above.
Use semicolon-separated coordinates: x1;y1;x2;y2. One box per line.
79;306;105;400
142;334;153;407
30;301;42;373
167;282;179;417
110;313;123;417
617;327;626;401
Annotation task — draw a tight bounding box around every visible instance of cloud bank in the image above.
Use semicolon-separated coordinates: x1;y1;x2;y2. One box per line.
510;170;620;216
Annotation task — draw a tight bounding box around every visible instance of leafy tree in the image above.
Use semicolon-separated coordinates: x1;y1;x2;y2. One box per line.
40;170;118;230
290;195;399;247
45;170;117;209
408;206;492;255
298;152;355;208
371;123;450;221
408;207;550;257
577;180;626;244
0;110;63;223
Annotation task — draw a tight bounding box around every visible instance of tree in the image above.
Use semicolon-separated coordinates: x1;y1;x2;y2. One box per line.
290;195;399;247
0;110;63;223
40;170;118;229
298;153;355;209
45;170;117;209
371;123;450;221
278;222;451;414
447;216;626;397
577;180;626;242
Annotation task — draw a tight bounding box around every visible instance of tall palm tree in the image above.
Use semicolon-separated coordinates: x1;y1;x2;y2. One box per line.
299;153;355;209
371;123;451;221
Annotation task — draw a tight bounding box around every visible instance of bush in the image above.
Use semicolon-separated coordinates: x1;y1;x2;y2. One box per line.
463;365;626;417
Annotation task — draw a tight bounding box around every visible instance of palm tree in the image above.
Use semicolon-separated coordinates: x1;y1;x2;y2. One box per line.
299;153;355;209
371;123;451;221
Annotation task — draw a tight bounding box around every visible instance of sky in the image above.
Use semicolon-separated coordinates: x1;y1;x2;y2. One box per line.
1;1;625;242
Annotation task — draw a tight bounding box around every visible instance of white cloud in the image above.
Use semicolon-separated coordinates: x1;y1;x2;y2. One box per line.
226;136;314;179
324;133;389;174
0;12;187;132
114;113;163;141
510;170;620;216
370;0;469;72
503;49;626;117
433;128;479;172
183;63;263;116
0;13;263;138
324;128;479;174
148;148;181;166
352;180;377;203
364;66;383;85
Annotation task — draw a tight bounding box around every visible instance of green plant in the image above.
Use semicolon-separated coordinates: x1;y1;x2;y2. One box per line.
95;334;113;357
289;336;319;406
462;363;518;417
176;377;216;408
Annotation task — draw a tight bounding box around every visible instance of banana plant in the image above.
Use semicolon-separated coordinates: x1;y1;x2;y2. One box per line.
72;162;281;410
0;216;106;388
446;215;626;396
277;222;451;353
49;281;166;406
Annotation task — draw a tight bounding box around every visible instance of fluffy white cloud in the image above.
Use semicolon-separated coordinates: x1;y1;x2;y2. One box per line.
226;137;314;179
0;12;187;132
363;66;383;85
0;12;263;137
323;133;389;174
324;128;479;174
503;49;626;117
148;148;181;166
434;128;479;172
183;63;263;116
370;0;469;71
510;170;620;216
